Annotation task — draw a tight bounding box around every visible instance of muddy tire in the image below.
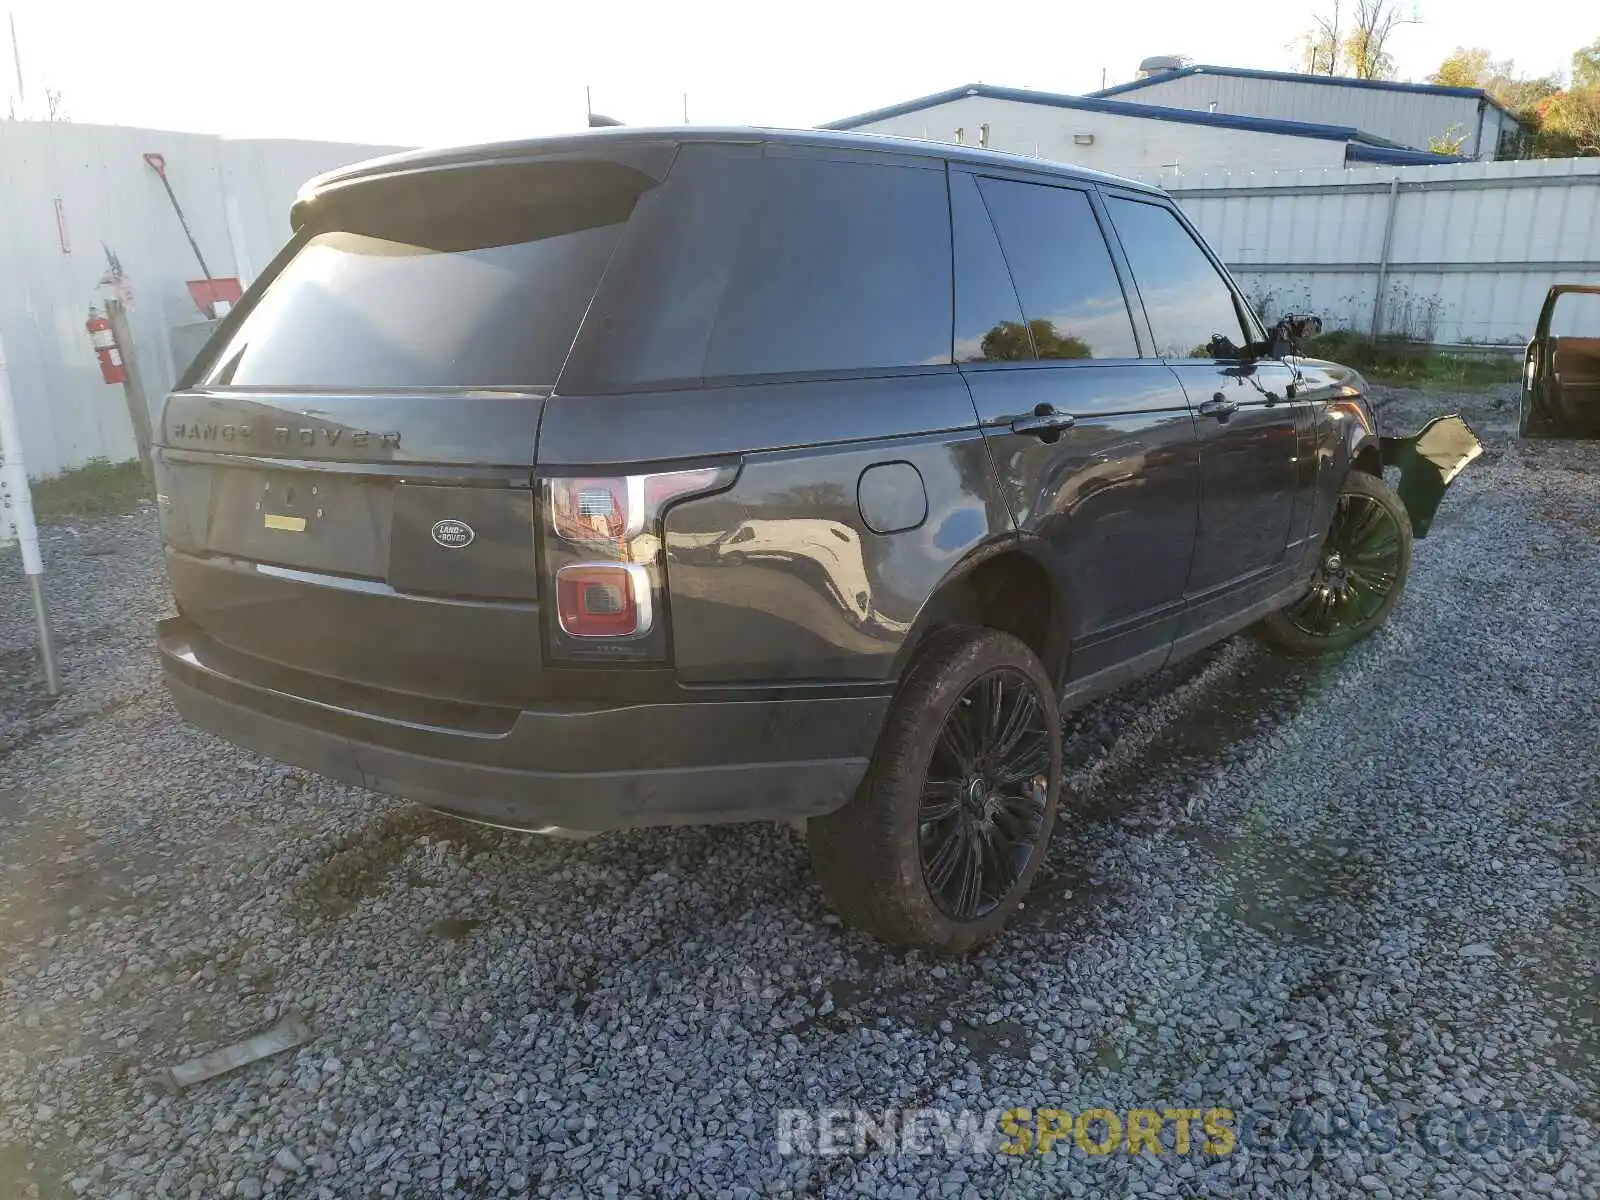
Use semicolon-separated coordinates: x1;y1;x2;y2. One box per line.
808;628;1062;954
1259;470;1413;656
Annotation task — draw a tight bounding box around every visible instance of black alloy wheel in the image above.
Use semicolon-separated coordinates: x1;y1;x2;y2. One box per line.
918;668;1052;921
807;627;1064;953
1259;470;1413;656
1283;489;1404;637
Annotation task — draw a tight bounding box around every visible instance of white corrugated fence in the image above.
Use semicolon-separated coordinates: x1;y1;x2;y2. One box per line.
1137;158;1600;347
0;120;399;479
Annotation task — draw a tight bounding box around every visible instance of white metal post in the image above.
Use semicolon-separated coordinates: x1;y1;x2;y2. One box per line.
0;327;61;695
1369;177;1402;344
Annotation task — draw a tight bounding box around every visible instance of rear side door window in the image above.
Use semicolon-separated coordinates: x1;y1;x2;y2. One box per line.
1103;198;1251;360
971;177;1139;360
703;154;951;379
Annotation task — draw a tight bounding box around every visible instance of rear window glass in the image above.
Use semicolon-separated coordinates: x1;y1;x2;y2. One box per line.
201;162;648;389
702;155;951;379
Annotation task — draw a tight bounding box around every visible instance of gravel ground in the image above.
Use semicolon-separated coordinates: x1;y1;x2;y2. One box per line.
1;383;1596;1199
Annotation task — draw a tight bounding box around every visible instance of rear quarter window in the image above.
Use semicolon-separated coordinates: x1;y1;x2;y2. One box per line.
702;153;952;380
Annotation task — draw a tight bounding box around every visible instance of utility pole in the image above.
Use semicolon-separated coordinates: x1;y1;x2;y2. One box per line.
683;92;689;124
0;326;61;696
9;12;24;113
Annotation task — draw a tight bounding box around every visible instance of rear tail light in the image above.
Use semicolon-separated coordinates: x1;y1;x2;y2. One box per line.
542;466;733;660
549;470;724;547
555;563;651;639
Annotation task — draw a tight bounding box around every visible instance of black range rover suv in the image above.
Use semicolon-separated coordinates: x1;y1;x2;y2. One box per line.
157;128;1476;952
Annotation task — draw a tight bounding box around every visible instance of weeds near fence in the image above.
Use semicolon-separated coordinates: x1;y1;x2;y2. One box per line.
30;458;150;519
1300;330;1522;389
1246;282;1518;389
1245;285;1387;342
1381;284;1446;344
1250;283;1451;343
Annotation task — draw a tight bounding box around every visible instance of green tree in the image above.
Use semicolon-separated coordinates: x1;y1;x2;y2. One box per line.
1544;86;1600;156
1346;0;1415;81
1429;46;1495;88
1427;45;1564;157
1573;37;1600;89
975;320;1092;362
1291;0;1344;75
1029;320;1092;361
976;320;1033;362
1525;38;1600;157
1292;0;1411;81
1433;47;1555;112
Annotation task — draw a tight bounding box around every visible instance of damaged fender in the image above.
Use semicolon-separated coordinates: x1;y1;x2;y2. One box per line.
1380;414;1483;538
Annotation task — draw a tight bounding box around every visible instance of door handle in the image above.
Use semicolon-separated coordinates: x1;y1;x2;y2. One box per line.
1011;405;1077;442
1198;393;1239;422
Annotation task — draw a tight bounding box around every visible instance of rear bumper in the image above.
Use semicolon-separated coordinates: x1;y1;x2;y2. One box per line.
158;618;888;833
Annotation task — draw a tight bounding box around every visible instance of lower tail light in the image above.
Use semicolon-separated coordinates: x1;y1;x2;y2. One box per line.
542;465;735;661
555;563;652;639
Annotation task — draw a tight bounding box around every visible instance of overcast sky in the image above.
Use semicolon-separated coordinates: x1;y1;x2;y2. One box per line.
2;0;1589;149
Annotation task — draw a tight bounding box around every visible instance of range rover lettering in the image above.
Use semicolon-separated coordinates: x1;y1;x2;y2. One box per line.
155;128;1478;951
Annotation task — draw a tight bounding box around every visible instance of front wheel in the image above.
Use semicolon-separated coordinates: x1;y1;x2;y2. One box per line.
808;628;1063;954
1258;470;1414;655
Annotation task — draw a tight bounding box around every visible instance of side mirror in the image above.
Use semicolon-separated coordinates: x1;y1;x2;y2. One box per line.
1268;314;1323;357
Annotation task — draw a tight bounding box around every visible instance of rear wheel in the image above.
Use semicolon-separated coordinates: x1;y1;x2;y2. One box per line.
1259;470;1413;655
808;628;1062;954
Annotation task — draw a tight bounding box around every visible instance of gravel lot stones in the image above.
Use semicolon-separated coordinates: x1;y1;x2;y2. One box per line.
1;384;1596;1198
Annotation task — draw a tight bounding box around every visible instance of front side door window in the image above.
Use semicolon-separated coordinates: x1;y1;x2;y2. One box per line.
1100;197;1250;361
1105;195;1302;607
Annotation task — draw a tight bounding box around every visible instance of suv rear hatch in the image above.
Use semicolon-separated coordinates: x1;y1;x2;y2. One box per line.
158;148;670;705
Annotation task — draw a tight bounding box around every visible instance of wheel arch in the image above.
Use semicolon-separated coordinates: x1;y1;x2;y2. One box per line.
1351;435;1383;477
1313;407;1383;530
891;538;1069;689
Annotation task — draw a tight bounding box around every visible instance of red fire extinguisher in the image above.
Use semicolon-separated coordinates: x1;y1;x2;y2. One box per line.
86;307;127;385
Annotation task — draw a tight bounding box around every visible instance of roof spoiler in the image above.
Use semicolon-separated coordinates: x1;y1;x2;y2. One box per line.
290;137;680;230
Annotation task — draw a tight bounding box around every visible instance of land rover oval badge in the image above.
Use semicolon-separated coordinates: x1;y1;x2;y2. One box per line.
431;519;475;549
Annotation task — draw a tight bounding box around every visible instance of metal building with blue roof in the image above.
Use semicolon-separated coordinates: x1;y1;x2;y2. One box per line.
824;66;1525;176
1087;63;1526;161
